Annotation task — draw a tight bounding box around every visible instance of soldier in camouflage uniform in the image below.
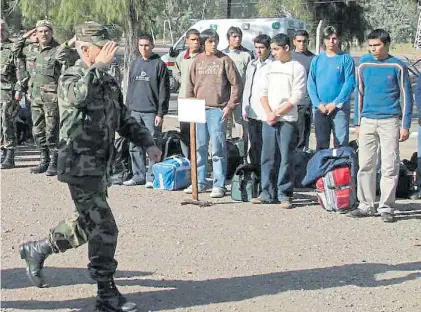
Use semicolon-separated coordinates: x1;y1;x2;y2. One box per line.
19;22;162;312
13;20;75;175
0;20;24;169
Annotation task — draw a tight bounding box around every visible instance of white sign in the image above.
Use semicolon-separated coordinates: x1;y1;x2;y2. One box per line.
178;98;206;123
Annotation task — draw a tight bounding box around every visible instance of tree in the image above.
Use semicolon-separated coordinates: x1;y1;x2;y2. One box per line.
1;0;22;33
361;0;418;44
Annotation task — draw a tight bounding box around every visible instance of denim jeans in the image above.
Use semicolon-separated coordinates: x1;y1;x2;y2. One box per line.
260;121;297;202
314;107;349;150
129;111;161;183
196;108;227;189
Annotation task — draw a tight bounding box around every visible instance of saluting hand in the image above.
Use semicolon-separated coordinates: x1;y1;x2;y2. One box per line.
23;28;36;39
95;41;119;67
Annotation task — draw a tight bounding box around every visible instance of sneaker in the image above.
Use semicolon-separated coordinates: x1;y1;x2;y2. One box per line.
184;184;208;194
250;197;267;204
145;181;154;189
123;179;145;186
410;190;421;200
380;212;395;223
279;200;293;209
348;208;374;218
210;187;226;198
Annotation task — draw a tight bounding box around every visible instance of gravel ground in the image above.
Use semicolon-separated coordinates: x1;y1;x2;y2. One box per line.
1;119;420;312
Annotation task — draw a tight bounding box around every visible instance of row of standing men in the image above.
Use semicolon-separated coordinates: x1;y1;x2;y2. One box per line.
170;25;421;222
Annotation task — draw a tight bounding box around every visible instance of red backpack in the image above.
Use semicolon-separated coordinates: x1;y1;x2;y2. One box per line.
316;166;357;213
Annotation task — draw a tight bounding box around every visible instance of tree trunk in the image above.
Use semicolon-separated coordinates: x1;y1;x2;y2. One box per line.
122;0;138;100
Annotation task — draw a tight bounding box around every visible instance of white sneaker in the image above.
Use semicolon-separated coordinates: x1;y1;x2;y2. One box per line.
184;184;208;194
145;181;154;189
210;187;226;198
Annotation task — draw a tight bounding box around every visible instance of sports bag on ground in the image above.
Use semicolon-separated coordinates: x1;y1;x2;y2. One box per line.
152;156;191;191
231;163;261;202
316;166;357;213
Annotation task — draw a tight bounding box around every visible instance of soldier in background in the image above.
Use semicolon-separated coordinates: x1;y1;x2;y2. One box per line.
0;19;24;169
13;20;75;176
19;22;161;312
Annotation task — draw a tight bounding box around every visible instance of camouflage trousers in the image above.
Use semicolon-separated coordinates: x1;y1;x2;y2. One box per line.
31;100;59;151
0;99;19;149
50;182;118;281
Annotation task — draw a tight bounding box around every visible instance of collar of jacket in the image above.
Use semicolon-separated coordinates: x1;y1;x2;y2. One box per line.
222;45;248;54
250;56;272;67
184;49;199;59
38;39;60;51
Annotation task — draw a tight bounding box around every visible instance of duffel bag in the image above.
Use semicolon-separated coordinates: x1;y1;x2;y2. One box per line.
152;156;191;191
231;163;261;202
316;166;357;213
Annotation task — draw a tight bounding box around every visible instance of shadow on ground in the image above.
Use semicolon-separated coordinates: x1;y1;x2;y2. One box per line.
2;261;420;311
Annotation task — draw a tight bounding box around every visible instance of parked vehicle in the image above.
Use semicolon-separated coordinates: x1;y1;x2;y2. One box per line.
161;18;306;92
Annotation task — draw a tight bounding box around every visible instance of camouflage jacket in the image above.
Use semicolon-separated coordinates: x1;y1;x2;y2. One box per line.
13;37;72;102
57;59;155;185
0;39;24;101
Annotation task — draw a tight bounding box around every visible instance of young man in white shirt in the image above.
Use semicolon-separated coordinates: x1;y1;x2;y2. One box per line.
251;34;306;208
242;34;272;165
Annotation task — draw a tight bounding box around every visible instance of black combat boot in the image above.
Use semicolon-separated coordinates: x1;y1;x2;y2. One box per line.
19;238;54;288
30;149;50;174
45;149;58;176
0;149;15;169
95;279;137;312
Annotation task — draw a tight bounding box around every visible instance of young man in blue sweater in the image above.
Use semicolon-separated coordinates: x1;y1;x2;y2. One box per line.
411;74;421;199
307;26;355;150
350;29;413;222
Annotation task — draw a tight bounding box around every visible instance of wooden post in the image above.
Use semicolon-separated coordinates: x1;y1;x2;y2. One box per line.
190;122;198;201
179;98;212;207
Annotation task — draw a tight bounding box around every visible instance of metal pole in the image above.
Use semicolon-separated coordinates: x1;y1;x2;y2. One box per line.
227;0;232;18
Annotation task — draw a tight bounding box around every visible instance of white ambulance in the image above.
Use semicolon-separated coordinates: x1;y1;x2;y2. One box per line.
161;18;306;92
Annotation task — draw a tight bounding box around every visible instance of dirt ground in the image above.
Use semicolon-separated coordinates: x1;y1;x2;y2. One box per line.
1;118;421;312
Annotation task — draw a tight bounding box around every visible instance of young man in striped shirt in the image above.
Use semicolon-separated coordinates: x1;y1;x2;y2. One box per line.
350;29;413;223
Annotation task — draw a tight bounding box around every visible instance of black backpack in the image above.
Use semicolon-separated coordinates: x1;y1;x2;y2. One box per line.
110;137;132;185
226;139;243;180
293;148;315;188
161;131;188;159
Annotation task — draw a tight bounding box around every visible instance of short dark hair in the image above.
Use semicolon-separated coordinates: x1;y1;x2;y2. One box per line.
294;29;309;39
138;34;154;44
322;26;340;39
186;28;200;39
271;33;291;48
253;34;271;49
367;29;391;45
227;26;242;39
200;29;219;46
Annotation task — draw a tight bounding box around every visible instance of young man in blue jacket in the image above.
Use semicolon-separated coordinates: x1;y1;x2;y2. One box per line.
411;74;421;199
350;29;413;222
307;26;355;150
124;34;170;187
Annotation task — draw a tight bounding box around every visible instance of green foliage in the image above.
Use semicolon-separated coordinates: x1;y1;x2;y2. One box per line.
361;0;418;44
1;0;22;33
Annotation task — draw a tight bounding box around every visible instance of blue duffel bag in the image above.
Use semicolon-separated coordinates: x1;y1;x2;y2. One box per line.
152;156;191;191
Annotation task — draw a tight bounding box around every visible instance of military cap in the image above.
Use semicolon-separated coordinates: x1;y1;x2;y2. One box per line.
36;19;53;29
75;22;110;47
